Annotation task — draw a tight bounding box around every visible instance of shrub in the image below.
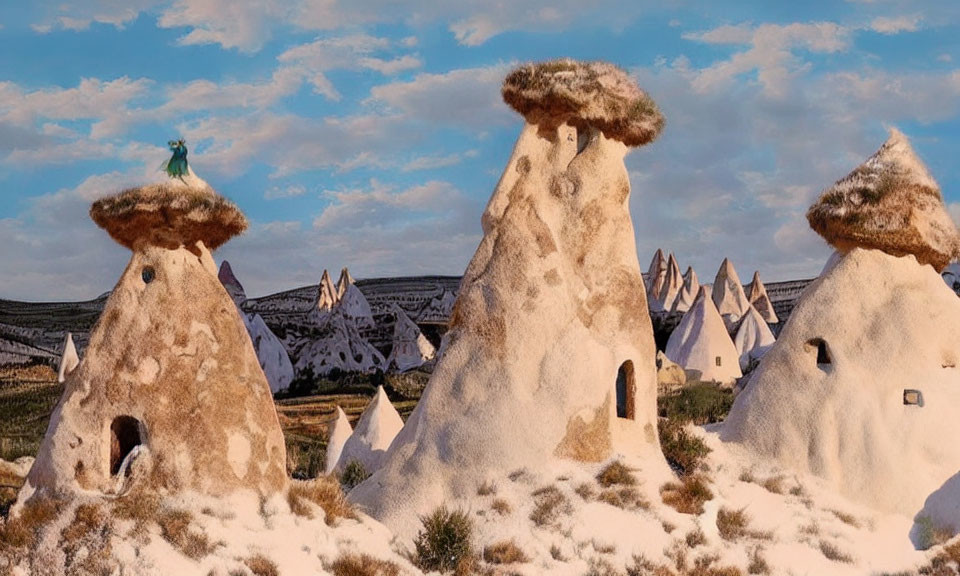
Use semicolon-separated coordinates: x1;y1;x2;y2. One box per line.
288;477;356;526
747;548;770;575
658;419;711;477
686;527;706;548
482;539;529;564
530;485;572;527
575;483;596;501
340;460;370;491
245;554;280;576
660;475;713;515
414;506;475;575
490;499;512;515
596;461;637;487
760;476;784;495
913;515;954;551
717;507;750;541
658;383;734;425
330;552;401;576
626;554;674;576
477;481;496;496
818;540;853;563
598;486;648;511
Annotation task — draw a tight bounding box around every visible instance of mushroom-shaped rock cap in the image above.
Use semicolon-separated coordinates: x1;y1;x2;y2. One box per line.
807;128;960;271
90;179;247;252
502;58;665;147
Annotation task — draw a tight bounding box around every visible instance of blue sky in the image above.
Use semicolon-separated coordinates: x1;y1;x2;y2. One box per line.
1;1;958;300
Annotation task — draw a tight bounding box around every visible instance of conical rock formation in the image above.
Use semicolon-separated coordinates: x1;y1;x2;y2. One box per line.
335;387;403;475
295;308;385;376
56;332;80;384
243;312;295;393
336;267;355;299
671;267;700;314
747;271;778;324
324;406;353;476
351;60;669;538
386;305;436;372
316;269;339;311
666;287;742;385
724;249;960;522
807;128;960;271
339;283;375;329
218;260;247;306
658;253;684;312
712;258;751;331
733;305;775;371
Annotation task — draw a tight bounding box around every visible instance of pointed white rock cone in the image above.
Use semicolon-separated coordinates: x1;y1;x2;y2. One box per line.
324;406;354;476
733;305;776;371
666;287;742;386
57;333;80;383
335;386;404;476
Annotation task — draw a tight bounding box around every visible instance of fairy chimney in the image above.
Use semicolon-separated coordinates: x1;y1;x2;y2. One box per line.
23;163;287;501
350;59;670;537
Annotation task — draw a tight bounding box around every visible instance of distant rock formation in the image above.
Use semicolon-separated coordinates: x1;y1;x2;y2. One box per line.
656;350;686;395
666;287;742;386
732;305;775;371
658;253;684;312
746;271;778;324
339;281;375;329
217;259;247;306
335;386;403;475
386;305;436;372
56;332;79;383
335;267;355;299
352;59;670;537
324;406;353;476
712;258;751;331
316;269;339;311
671;266;700;314
725;129;960;526
295;307;385;376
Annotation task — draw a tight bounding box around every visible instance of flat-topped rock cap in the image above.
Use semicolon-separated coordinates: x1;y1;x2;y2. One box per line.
502;58;665;147
90;180;247;251
807;128;960;271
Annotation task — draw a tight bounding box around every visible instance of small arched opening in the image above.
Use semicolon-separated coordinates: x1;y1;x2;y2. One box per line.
110;416;143;477
616;360;636;420
805;338;832;371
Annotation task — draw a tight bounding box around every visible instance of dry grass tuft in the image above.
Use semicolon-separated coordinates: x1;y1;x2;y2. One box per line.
288;477;356;526
717;508;750;541
245;554;280;576
112;491;161;536
330;552;401;576
550;544;567;562
482;539;529;564
818;540;853;564
659;420;712;477
414;506;476;576
747;548;770;575
0;496;61;552
597;461;637;488
626;554;675;576
477;481;497;496
575;483;597;501
530;485;572;527
660;475;713;515
686;527;707;548
490;498;512;516
598;486;649;511
760;476;784;495
157;508;214;560
829;509;860;528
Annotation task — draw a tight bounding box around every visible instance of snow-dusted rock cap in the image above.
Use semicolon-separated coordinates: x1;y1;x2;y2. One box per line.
218;260;247;306
671;266;700;314
712;258;751;330
336;267;355;299
733;305;775;371
502;58;665;146
666;287;742;386
336;386;403;475
56;332;79;384
324;406;353;476
747;271;778;324
90;177;246;252
807;128;960;271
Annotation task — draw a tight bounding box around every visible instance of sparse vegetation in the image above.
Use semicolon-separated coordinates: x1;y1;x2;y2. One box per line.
760;476;784;495
597;461;637;487
747;548;770;575
490;498;512;516
530;485;572;527
829;509;860;529
660;475;713;515
658;383;734;425
913;515;954;551
658;419;711;477
330;552;401;576
477;480;497;496
157;508;214;560
818;540;853;563
413;506;476;575
550;544;567;562
717;508;750;541
288;477;356;525
245;554;280;576
598;486;649;511
686;527;706;548
575;483;597;501
340;459;370;491
482;539;529;564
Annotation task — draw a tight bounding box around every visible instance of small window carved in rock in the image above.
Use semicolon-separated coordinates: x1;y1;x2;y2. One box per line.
141;267;155;284
715;356;722;367
616;360;636;420
805;338;832;369
904;389;924;407
110;416;143;477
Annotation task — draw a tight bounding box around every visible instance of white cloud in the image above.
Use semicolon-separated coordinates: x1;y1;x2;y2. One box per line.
402;151;476;172
869;15;921;34
265;185;308;200
157;0;291;53
32;0;161;33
